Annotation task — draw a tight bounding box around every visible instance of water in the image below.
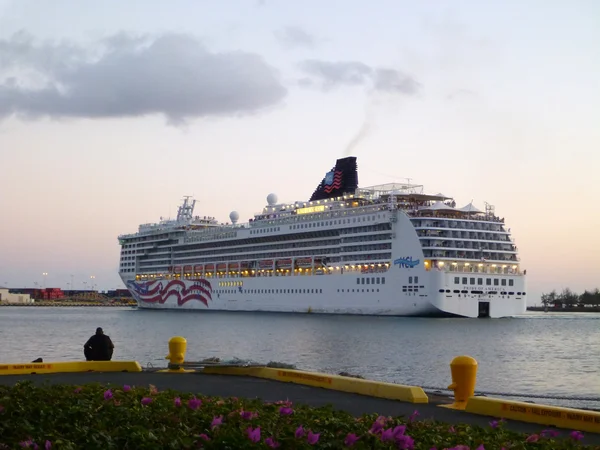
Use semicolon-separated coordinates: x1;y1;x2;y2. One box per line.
1;307;599;410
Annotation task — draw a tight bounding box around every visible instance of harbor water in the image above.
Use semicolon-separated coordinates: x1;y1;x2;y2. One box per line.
1;307;598;410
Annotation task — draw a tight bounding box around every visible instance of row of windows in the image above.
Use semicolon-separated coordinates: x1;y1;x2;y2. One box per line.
250;227;281;235
440;289;526;296
216;288;324;294
356;277;387;285
338;288;380;293
454;276;515;286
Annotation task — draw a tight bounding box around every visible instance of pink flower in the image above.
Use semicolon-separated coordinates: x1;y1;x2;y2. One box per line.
448;426;456;433
489;420;499;428
141;397;153;406
197;434;210;441
396;434;414;449
123;385;131;392
381;428;394;442
19;440;34;448
73;387;82;394
265;437;280;448
475;445;485;450
525;434;539;442
103;389;113;400
370;420;384;434
541;429;559;438
307;431;320;445
295;426;305;439
392;425;406;437
174;397;181;407
246;426;260;443
187;398;202;410
570;430;584;441
211;415;223;429
240;410;257;420
279;406;293;416
44;442;51;450
275;399;292;406
344;433;360;447
408;410;419;422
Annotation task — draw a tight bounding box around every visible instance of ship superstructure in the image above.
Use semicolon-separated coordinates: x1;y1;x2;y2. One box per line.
118;157;526;318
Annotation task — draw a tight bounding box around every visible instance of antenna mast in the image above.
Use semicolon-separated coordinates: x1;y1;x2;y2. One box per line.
177;196;196;222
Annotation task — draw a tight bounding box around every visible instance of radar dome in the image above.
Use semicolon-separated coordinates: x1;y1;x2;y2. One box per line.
267;193;278;206
229;211;240;224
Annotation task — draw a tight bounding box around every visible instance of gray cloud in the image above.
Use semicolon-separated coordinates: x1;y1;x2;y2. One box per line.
0;31;287;124
297;59;420;95
275;26;317;49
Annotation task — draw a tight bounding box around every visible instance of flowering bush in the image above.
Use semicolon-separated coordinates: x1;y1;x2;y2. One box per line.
0;381;594;449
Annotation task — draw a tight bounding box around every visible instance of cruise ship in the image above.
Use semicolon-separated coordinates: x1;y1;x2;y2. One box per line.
118;157;526;318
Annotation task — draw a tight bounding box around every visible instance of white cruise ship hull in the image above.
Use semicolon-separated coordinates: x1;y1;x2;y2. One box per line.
121;212;527;318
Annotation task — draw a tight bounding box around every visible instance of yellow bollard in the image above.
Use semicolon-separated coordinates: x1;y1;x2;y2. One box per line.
442;355;478;410
158;336;195;373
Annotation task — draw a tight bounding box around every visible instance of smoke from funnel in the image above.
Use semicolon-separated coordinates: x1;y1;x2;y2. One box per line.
343;120;371;156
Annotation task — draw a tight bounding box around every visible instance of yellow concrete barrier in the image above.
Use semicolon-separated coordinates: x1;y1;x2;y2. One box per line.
465;396;600;434
202;366;428;404
0;361;142;375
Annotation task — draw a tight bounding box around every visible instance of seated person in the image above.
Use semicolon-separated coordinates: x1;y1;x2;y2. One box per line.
84;327;114;361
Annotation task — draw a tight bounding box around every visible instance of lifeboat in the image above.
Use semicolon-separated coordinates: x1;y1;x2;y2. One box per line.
295;258;313;268
276;259;292;268
183;265;193;274
205;264;215;272
194;264;203;272
228;262;240;270
259;260;274;269
173;266;182;274
216;263;227;271
240;262;250;269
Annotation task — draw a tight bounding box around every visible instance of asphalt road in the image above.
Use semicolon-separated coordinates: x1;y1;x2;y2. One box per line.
0;371;598;445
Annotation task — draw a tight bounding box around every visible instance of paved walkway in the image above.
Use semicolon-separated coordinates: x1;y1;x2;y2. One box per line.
0;371;598;445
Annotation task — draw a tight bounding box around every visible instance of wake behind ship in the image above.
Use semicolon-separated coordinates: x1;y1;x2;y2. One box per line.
118;157;526;318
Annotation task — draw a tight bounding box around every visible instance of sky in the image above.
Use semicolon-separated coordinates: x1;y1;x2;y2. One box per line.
0;0;598;304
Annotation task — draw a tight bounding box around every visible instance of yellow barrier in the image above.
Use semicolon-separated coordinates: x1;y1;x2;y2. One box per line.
0;361;142;375
465;396;600;434
202;366;428;404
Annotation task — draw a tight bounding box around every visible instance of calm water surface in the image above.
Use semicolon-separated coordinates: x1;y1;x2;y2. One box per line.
1;307;598;409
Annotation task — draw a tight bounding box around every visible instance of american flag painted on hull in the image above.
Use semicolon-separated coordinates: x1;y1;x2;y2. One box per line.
126;279;213;307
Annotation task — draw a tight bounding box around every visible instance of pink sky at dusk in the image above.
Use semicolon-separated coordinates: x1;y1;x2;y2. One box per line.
0;0;598;305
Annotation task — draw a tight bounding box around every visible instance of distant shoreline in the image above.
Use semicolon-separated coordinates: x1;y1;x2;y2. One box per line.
0;301;136;308
527;306;600;313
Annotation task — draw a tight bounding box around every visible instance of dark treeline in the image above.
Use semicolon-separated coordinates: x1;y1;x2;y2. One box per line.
541;288;600;307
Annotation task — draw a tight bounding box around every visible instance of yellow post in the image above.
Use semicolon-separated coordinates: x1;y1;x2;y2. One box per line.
158;336;195;373
442;355;478;410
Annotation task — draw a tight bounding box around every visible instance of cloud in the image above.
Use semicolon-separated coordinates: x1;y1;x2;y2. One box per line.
297;59;420;95
0;31;287;124
275;26;317;49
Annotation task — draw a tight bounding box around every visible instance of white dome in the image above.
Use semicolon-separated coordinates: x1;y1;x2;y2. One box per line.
266;193;278;206
229;211;240;224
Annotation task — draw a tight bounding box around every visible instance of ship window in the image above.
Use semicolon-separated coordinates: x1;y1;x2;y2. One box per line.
494;279;499;286
462;277;467;284
486;279;491;286
439;289;444;293
477;278;483;285
409;276;413;283
376;277;380;284
522;292;526;295
454;277;460;284
382;277;386;284
501;279;506;286
414;276;418;283
470;278;475;285
509;279;514;286
356;279;360;285
320;289;322;293
361;278;365;285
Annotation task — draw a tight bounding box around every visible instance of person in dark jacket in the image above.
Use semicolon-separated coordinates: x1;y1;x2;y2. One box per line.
84;327;114;361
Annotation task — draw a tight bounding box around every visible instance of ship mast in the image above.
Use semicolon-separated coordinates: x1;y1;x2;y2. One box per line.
177;196;196;223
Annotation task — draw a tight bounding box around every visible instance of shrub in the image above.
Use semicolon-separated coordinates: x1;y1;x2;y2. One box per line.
0;381;593;449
